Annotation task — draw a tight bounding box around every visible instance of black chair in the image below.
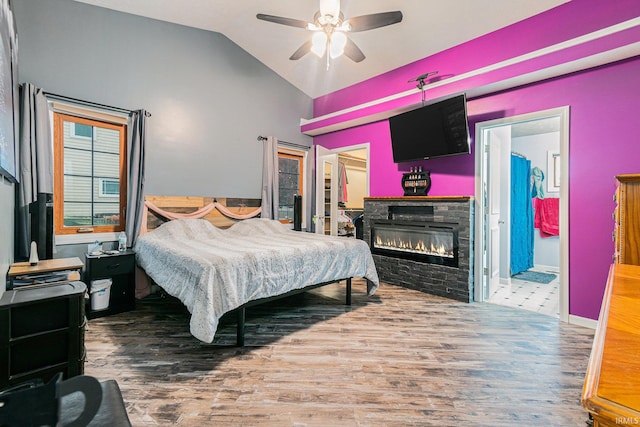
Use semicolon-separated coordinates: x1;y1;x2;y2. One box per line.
354;214;364;240
0;373;131;427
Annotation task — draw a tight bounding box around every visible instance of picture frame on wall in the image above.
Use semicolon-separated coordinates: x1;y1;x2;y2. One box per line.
0;0;18;183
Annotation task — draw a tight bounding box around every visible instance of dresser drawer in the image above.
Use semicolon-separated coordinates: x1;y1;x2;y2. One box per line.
88;255;135;278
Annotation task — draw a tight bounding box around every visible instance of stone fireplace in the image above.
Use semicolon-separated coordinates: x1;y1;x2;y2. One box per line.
370;220;459;267
364;197;474;302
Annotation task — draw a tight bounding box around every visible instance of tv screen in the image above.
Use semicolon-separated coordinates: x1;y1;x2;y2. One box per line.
389;94;470;162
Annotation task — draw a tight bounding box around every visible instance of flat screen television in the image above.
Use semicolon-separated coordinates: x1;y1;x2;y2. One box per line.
389;94;470;162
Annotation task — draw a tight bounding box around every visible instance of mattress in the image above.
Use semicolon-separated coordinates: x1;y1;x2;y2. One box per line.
134;218;379;343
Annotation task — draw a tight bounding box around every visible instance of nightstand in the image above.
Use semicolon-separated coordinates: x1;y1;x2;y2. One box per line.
84;250;136;319
0;281;86;388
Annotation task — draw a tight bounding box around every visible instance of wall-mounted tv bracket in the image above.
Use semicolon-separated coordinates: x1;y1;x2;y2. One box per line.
408;71;438;106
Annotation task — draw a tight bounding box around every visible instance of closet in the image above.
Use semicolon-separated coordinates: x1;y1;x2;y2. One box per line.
337;151;367;237
315;146;368;237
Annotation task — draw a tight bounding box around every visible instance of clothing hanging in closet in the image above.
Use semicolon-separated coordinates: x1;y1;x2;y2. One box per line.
338;162;349;204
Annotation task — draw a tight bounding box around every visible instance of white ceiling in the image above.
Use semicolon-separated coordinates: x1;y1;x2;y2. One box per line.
72;0;568;99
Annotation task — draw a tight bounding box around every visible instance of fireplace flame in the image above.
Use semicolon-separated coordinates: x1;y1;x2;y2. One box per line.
374;235;454;258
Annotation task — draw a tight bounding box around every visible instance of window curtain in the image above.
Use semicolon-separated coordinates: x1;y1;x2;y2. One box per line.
260;136;279;219
124;109;147;247
510;153;534;275
15;83;53;260
305;147;315;231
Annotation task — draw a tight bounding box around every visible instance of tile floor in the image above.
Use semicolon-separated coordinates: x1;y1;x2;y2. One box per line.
487;267;559;318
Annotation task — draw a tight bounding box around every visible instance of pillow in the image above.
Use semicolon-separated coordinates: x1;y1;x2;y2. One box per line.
146;218;224;241
226;218;290;236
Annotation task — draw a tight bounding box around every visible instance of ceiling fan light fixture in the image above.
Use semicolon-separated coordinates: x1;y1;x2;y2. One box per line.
330;31;347;58
257;0;402;66
311;32;328;57
319;0;340;21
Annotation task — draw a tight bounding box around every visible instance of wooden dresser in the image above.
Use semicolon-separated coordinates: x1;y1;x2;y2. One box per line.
582;263;640;426
613;174;640;265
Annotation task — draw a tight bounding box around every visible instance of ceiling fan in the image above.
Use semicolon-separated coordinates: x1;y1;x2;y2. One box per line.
257;0;402;68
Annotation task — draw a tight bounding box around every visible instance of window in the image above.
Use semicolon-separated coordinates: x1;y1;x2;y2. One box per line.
53;112;127;234
278;150;304;223
98;178;120;197
72;123;92;138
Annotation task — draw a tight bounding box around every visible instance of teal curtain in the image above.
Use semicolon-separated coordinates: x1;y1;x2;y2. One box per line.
510;154;534;275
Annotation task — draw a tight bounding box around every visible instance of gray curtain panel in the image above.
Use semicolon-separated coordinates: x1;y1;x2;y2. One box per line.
15;83;53;259
260;136;279;219
305;147;315;231
125;109;147;247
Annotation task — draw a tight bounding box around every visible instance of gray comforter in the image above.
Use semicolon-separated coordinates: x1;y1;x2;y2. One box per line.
135;218;379;343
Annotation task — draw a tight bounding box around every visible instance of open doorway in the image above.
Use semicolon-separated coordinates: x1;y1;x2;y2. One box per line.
474;107;569;322
314;144;369;237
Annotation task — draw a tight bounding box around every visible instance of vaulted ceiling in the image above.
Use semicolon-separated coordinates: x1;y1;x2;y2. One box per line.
73;0;568;98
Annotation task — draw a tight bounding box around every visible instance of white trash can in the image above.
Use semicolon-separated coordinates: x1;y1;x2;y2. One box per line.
90;279;112;311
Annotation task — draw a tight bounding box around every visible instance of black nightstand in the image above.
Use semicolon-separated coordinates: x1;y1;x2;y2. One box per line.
84;250;136;319
0;281;86;388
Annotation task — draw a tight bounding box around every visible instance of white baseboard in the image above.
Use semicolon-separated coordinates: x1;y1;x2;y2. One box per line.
568;314;598;330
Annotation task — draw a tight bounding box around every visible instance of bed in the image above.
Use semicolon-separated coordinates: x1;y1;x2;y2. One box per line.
134;203;380;345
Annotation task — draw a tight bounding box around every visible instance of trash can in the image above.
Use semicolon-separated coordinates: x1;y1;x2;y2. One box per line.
90;279;112;311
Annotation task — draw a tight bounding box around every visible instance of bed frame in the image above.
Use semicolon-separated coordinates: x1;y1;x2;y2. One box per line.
234;278;352;346
141;195;355;346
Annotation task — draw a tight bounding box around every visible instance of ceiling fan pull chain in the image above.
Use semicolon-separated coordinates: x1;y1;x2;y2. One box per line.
326;38;331;70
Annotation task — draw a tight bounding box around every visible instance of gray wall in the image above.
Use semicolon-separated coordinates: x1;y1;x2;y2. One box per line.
7;0;313;261
13;0;312;198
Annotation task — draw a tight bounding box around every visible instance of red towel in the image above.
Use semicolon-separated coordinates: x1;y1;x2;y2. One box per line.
533;197;559;238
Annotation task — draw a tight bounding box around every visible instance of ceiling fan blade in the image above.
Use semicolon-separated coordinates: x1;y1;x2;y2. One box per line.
289;40;313;60
343;37;365;63
344;11;403;32
256;14;310;29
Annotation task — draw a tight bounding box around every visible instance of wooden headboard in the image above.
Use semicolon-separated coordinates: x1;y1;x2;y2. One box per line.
143;195;262;232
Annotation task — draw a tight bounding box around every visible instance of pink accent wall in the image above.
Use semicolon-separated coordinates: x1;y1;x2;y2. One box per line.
313;0;640;117
311;0;640;320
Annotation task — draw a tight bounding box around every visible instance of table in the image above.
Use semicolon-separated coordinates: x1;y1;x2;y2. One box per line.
7;257;84;289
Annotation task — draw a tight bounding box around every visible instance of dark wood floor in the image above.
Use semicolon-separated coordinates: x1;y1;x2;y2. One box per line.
84;279;595;426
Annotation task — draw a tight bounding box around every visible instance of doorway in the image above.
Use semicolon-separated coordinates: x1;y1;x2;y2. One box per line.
315;144;370;236
474;107;569;322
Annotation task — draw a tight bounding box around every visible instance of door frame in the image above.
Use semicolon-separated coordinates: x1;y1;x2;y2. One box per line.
313;142;370;235
330;142;371;200
315;145;338;235
485;126;509;301
473;106;570;322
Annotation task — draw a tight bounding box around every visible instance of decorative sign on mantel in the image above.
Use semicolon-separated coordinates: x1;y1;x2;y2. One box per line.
401;167;431;196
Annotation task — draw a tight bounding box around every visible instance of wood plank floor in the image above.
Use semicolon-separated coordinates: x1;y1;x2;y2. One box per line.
84;279;595;426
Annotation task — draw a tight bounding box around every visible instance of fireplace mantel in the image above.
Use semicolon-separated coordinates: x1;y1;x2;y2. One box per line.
364;197;474;302
365;196;474;201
